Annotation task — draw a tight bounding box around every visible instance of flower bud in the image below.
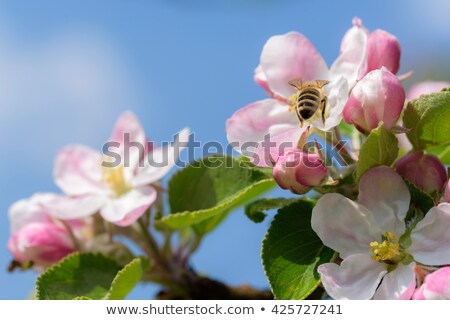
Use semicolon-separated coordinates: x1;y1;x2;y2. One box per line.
273;149;328;195
8;222;75;268
366;29;401;75
7;194;86;269
413;267;450;300
343;67;405;133
396;151;447;194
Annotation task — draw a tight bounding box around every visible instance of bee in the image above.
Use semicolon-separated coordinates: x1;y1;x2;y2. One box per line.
288;79;330;127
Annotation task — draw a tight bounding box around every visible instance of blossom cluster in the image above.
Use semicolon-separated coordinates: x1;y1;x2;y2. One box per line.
8;112;189;269
226;18;450;299
6;17;450;301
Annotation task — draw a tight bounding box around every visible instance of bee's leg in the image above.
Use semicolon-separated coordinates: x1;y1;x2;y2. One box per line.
288;104;296;112
321;97;328;125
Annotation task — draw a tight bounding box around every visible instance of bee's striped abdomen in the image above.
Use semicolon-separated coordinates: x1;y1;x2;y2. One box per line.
296;88;321;120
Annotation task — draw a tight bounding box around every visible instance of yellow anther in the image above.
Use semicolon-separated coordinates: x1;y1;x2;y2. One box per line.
384;231;397;241
370;232;401;263
102;164;131;196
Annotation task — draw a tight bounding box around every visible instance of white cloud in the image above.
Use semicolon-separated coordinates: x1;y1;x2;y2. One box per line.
0;22;139;168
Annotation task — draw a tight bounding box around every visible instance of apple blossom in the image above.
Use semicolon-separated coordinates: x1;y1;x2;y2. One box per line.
413;267;450;299
227;18;404;165
407;81;450;100
343;67;405;133
7;194;77;268
312;166;450;300
396;151;447;195
227;19;370;164
43;111;190;227
272;148;328;195
444;181;450;203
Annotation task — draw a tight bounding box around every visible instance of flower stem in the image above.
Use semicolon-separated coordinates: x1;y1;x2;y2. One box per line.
137;219;170;270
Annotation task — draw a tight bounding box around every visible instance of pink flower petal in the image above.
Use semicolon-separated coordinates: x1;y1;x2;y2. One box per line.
254;65;271;93
42;194;106;220
260;32;329;98
8;222;74;267
100;185;157;226
373;263;416;300
133;128;190;186
330;22;368;88
407;81;450;100
252;128;309;167
8;193;55;232
319;254;387;300
358;166;410;236
54;144;108;196
311;193;383;258
413;267;450;300
108;111;150;173
366;29;401;75
226;99;299;160
410;203;450;266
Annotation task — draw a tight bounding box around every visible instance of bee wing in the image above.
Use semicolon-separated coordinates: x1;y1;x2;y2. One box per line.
315;80;330;88
288;78;303;90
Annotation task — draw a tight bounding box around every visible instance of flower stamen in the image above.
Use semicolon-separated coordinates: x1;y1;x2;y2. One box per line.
102;163;131;196
370;232;401;264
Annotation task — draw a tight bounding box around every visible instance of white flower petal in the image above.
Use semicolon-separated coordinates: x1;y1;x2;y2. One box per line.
132;128;190;186
310;77;349;131
373;263;416;300
312;193;383;258
54;144;108;196
100;186;157;226
319;254;387;300
358;166;410;236
330;25;368;88
410;203;450;265
260;32;329;98
42;194;106;220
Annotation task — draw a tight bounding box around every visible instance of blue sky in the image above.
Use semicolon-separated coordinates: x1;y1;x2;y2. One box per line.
1;0;449;299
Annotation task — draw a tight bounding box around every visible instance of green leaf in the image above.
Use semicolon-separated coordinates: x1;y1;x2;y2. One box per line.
404;90;450;150
105;257;148;300
262;199;335;300
338;120;357;138
403;179;435;213
427;144;450;165
245;198;298;223
356;125;399;180
161;155;275;232
36;253;146;300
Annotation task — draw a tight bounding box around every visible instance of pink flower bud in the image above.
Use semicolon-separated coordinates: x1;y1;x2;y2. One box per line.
8;222;75;268
343;67;405;133
366;29;401;75
7;194;89;269
444;180;450;203
396;151;447;194
273;149;328;195
407;81;450;100
413;267;450;299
